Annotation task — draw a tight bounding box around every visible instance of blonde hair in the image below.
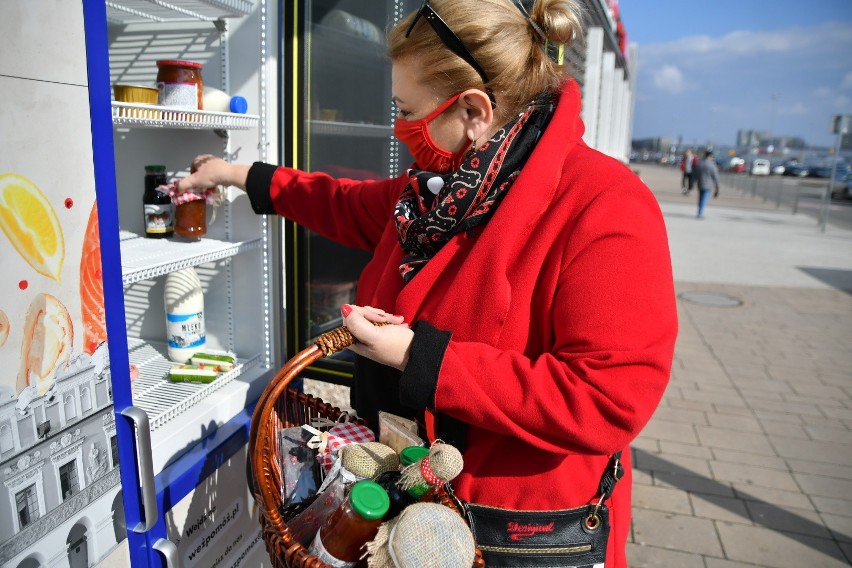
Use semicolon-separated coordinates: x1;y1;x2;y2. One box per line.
388;0;585;122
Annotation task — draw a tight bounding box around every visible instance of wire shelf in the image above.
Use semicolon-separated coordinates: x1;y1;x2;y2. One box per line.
112;102;259;130
120;231;262;285
106;0;254;24
127;339;261;430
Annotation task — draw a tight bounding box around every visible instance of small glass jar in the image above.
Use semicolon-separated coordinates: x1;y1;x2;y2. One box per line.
156;59;203;109
174;199;207;238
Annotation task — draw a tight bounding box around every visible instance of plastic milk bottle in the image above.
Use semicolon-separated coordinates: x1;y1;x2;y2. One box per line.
164;267;206;362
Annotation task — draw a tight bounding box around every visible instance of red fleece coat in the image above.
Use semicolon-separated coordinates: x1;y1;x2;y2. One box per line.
260;81;677;567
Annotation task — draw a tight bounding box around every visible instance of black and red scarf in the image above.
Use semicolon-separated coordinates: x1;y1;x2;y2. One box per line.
394;94;555;283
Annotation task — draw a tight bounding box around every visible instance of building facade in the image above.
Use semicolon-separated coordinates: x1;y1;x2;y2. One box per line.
0;351;124;568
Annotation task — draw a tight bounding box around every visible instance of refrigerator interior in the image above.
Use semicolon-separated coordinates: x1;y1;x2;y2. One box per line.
104;0;279;474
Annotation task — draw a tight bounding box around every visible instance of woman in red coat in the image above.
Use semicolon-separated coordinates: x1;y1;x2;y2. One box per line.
179;1;677;565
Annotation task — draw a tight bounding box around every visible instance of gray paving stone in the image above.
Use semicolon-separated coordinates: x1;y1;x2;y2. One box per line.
632;484;693;515
626;543;707;568
634;450;712;478
809;496;852;517
710;461;799;492
716;522;849;568
759;419;810;440
731;484;815;511
696;425;776;455
712;448;788;471
820;512;852;543
631;509;724;557
690;493;751;524
651;406;709;426
659;440;714;460
639;418;700;444
785;458;852;479
745;501;833;538
802;424;852;444
705;558;772;568
706;413;764;433
653;471;736;499
794;473;852;500
771;436;852;466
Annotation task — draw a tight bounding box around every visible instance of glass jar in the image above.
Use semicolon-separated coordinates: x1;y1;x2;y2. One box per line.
309;480;389;566
142;165;174;238
156;59;203;110
174;199;207;238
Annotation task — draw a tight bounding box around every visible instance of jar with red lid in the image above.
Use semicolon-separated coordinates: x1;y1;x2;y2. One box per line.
156;59;204;110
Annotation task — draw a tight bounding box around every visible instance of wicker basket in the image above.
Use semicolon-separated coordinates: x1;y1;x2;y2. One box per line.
248;325;485;568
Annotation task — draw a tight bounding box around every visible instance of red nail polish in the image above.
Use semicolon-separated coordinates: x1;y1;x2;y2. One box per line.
341;304;352;317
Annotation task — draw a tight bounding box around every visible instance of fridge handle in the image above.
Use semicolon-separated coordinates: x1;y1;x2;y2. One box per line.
121;406;158;532
153;538;181;567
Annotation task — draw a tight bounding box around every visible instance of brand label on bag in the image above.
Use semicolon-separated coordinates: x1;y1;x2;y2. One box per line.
507;521;555;540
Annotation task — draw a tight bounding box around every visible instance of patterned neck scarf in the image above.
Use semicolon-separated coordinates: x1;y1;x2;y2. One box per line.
394;94;555;283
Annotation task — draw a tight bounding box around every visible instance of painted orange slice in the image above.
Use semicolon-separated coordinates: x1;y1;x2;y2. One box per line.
0;173;65;281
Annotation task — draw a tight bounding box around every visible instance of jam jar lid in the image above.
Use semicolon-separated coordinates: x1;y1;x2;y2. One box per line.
156;59;203;69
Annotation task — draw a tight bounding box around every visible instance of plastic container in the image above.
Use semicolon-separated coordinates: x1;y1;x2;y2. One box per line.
156;59;203;109
309;480;389;566
202;86;249;114
113;84;159;104
142;165;174;238
164;267;206;363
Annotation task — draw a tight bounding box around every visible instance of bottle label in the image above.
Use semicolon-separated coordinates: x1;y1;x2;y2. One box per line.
158;82;198;109
309;533;355;567
166;311;205;350
144;203;174;234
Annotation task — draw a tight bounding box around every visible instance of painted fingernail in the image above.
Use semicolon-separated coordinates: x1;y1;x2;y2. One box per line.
341;304;352;317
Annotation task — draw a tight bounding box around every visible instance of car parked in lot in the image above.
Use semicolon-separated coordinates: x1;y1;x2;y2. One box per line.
750;158;771;176
783;163;810;177
808;162;850;180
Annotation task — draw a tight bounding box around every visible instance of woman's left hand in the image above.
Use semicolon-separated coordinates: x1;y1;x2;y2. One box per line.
340;304;413;371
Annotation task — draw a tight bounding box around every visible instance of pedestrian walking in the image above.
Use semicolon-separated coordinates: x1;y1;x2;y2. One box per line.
680;148;697;194
695;149;720;218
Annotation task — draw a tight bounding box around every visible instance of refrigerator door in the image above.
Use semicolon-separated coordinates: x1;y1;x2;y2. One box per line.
81;0;281;565
283;0;416;384
0;3;126;567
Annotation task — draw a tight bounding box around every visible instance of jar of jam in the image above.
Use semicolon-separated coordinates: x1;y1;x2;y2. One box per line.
174;198;207;238
143;165;174;238
156;59;203;109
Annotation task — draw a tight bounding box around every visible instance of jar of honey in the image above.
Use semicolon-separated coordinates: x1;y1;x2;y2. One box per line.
174;199;207;238
156;59;203;109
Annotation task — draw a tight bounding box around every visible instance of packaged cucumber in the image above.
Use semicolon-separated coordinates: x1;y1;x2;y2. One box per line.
168;364;220;384
190;351;236;370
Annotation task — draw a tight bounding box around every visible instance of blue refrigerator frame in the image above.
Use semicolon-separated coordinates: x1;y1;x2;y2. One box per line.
82;1;264;566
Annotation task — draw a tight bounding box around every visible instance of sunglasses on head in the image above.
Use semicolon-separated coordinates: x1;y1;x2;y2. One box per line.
406;0;491;87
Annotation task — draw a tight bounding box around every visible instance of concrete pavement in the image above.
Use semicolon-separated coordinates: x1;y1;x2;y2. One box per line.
628;164;852;568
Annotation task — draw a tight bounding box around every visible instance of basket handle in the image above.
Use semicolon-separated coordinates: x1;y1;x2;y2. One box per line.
248;324;380;548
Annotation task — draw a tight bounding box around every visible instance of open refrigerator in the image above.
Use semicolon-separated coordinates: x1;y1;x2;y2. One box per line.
1;1;414;567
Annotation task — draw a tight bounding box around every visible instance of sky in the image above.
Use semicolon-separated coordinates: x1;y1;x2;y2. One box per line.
618;0;852;148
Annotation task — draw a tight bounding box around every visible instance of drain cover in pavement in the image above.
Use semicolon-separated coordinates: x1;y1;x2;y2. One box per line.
678;292;743;307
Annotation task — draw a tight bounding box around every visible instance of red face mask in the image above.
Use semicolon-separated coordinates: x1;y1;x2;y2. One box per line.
394;93;469;173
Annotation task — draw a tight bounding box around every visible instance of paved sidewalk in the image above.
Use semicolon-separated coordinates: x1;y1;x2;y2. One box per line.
627;164;852;568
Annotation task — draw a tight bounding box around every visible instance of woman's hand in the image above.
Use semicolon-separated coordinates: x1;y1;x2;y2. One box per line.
340;304;413;371
174;155;250;194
